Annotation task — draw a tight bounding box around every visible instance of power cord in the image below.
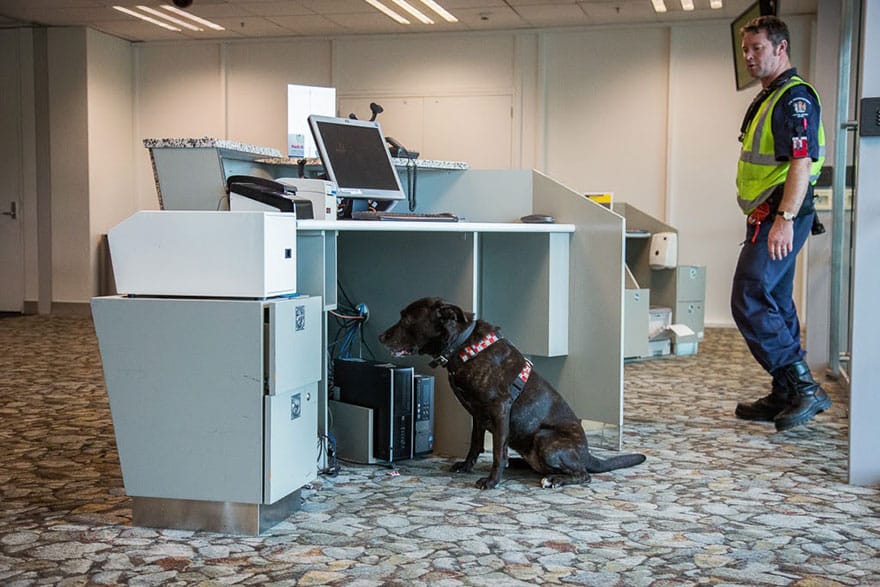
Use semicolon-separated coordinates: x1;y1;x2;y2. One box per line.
318;433;340;477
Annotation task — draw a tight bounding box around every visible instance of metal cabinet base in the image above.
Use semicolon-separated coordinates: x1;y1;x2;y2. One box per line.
132;491;301;536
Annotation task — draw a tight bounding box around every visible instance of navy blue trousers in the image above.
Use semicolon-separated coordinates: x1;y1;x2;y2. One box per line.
730;212;814;374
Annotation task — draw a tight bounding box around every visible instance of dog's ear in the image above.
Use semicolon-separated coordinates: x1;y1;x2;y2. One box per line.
435;301;468;326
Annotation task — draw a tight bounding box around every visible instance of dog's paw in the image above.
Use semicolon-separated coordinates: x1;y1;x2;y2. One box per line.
540;474;592;488
475;476;500;490
451;460;474;473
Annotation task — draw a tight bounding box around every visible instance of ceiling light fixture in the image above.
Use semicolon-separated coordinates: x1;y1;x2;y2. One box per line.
137;5;202;31
113;6;181;31
651;0;667;13
364;0;410;24
390;0;434;24
418;0;458;22
161;4;226;31
710;0;723;7
680;0;695;10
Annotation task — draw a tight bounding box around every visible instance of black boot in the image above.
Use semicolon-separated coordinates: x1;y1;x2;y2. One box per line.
773;360;833;431
735;375;789;421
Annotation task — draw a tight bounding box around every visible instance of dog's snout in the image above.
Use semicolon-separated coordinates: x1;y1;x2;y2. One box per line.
378;326;394;344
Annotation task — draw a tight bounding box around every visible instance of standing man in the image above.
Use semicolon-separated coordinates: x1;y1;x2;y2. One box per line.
732;16;832;431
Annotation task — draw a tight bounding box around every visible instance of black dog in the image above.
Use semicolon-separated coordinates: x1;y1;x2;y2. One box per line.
379;297;646;489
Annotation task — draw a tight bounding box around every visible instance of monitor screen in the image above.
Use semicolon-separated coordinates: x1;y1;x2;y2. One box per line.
730;0;778;91
308;115;406;201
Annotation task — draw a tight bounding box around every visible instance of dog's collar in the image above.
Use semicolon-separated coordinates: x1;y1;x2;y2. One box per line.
429;321;478;368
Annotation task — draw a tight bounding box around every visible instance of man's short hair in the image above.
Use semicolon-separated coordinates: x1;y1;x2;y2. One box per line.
741;15;790;54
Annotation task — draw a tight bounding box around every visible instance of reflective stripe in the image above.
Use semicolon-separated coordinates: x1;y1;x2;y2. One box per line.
741;151;778;165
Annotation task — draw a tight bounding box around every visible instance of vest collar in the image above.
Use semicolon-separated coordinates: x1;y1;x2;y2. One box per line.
740;68;800;140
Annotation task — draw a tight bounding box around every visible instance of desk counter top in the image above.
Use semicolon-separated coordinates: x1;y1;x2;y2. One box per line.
298;220;575;233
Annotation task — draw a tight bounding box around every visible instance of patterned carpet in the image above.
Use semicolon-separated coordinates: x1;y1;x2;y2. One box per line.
1;314;878;586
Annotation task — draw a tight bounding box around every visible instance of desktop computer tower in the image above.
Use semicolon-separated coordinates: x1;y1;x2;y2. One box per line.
333;358;414;462
413;374;435;456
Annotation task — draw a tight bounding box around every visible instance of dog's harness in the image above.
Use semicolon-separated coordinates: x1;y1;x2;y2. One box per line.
431;327;533;401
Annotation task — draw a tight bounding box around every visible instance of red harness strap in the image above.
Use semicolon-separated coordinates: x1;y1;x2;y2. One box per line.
458;332;500;362
458;332;532;401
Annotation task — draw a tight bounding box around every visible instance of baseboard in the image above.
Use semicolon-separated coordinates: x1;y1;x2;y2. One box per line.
22;301;91;318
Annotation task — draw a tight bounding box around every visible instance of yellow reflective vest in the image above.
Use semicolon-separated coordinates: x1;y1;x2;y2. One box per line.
736;76;826;214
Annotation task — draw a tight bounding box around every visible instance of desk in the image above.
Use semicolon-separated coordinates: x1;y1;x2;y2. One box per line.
292;170;627;455
142;138;630;451
295;220;573;456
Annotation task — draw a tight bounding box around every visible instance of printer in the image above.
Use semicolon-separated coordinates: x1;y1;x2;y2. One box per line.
227;175;314;218
276;177;338;221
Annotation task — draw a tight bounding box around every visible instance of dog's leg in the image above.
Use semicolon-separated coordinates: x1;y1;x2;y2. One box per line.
531;428;593;488
451;416;484;473
476;405;510;490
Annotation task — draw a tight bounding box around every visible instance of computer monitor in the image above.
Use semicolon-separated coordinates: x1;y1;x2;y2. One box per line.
308;115;406;203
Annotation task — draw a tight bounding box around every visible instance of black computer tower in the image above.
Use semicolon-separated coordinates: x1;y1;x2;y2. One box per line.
333;358;414;462
413;374;435;456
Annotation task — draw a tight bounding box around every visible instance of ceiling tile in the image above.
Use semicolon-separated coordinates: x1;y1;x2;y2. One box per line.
234;1;315;17
297;0;374;15
513;4;588;27
269;14;360;35
453;6;527;29
210;15;292;36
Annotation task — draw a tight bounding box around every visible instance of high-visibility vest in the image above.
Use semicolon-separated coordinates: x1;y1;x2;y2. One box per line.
736;76;826;214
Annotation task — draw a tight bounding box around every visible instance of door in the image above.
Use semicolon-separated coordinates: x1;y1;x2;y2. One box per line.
0;200;22;312
0;30;24;312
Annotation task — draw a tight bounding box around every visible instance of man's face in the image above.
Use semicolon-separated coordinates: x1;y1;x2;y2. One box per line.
741;30;786;81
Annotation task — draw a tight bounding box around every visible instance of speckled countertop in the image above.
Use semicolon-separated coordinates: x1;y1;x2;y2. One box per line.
143;138;469;171
143;137;283;158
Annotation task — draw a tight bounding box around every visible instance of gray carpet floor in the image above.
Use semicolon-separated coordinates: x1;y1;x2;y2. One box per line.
1;315;877;586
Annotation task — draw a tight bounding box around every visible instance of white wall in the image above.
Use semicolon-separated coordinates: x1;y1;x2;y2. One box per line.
87;29;135;295
667;24;747;320
122;20;813;326
47;28;90;304
542;26;670;219
38;29;135;306
134;43;226;211
8;16;826;328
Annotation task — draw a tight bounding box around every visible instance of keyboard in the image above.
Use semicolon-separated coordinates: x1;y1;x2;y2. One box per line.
351;210;460;222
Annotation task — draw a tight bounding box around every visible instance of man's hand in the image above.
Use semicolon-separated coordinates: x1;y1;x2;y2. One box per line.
768;157;811;260
768;215;794;260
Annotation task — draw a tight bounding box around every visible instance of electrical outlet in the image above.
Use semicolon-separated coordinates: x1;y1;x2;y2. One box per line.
860;97;880;137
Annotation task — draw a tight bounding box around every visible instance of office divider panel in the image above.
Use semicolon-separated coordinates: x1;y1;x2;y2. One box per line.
532;171;626;446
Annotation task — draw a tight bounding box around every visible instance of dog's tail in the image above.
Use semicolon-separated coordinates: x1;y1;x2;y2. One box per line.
585;452;646;473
